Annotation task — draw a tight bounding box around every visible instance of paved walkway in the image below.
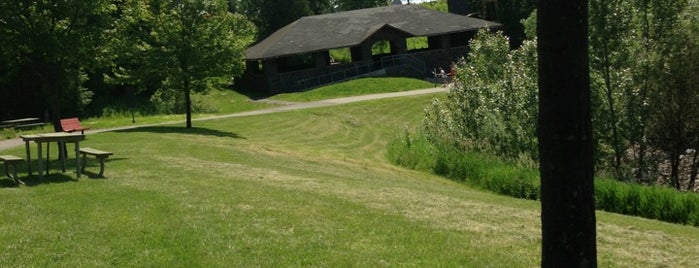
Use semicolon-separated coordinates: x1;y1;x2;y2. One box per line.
0;87;447;151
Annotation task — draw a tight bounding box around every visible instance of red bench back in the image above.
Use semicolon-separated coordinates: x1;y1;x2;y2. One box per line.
60;118;85;132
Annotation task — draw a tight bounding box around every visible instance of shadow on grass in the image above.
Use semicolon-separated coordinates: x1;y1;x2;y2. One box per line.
0;173;76;188
0;157;129;188
115;126;245;139
231;87;274;101
80;157;128;179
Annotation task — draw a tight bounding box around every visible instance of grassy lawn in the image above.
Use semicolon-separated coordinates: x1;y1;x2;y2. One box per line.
269;77;436;102
1;88;698;266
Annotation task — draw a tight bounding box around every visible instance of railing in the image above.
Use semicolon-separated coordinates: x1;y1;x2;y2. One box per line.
292;62;378;91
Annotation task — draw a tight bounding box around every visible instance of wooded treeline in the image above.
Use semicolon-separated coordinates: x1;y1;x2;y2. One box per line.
426;0;699;191
0;0;413;128
0;0;535;129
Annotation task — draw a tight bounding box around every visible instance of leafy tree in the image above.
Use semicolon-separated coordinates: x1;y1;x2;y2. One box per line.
589;0;634;179
259;0;312;38
110;0;255;128
234;0;313;41
646;0;699;190
308;0;334;14
0;0;114;128
424;30;538;162
537;0;597;266
335;0;390;11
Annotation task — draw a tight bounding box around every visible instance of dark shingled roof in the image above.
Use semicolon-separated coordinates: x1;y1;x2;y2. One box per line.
245;4;501;60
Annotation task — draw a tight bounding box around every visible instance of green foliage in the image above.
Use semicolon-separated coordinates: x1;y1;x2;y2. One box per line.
387;129;699;225
406;36;428;50
269;77;434;102
595;179;699;226
419;0;447;12
335;0;390;11
587;0;699;185
150;90;219;114
521;9;536;40
387;130;540;200
108;0;256;127
0;0;115;120
329;48;352;63
386;127;435;172
424;30;538;162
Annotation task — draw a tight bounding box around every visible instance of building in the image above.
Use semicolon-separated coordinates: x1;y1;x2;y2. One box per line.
241;4;500;93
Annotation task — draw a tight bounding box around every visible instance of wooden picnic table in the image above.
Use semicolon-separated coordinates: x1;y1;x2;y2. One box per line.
20;132;85;179
1;117;40;125
1;117;44;129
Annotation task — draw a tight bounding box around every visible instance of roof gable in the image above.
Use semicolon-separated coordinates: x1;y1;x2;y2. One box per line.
245;4;500;60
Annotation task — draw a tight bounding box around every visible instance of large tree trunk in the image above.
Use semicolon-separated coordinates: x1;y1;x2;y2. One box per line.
185;78;192;129
537;0;597;267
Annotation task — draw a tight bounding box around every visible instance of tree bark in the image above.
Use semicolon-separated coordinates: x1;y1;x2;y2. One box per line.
537;0;597;267
689;150;699;191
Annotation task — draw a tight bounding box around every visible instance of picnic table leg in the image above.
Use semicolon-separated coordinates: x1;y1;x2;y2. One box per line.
46;142;50;175
24;141;32;176
75;142;81;178
59;141;67;172
37;142;43;180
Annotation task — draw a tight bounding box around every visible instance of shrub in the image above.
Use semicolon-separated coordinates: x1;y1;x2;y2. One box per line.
388;129;699;226
386;127;435;172
595;179;699;226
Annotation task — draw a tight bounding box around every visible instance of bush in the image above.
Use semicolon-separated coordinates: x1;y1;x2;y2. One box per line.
387;129;540;200
388;129;699;226
595;179;699;226
386;127;435;172
151;89;219;114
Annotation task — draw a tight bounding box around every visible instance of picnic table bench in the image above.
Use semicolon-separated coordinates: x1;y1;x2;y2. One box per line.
0;155;24;185
79;147;113;177
60;117;90;134
1;117;45;130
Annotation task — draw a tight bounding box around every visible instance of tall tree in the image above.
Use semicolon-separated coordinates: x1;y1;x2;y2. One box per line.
0;0;113;127
235;0;313;41
110;0;255;128
258;0;312;39
537;0;597;266
646;0;699;190
308;0;334;14
335;0;389;11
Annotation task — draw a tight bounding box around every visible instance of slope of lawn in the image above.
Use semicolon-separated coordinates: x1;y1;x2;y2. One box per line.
268;77;436;102
1;93;698;267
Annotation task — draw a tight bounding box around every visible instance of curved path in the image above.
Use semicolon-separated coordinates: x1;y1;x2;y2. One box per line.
0;87;447;151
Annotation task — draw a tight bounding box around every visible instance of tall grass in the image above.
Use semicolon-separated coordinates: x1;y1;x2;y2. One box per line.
596;179;699;226
388;128;540;200
387;129;699;226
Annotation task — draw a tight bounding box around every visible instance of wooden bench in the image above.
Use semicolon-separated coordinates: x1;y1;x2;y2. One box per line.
0;155;24;185
60;117;90;134
79;147;113;177
1;117;44;130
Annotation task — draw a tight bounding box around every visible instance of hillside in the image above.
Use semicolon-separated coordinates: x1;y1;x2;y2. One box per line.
0;92;697;266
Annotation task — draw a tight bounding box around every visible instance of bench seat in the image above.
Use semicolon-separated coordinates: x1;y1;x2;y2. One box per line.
60;117;90;134
79;147;113;177
0;155;24;185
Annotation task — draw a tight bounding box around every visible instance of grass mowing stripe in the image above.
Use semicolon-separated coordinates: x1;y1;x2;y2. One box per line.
1;93;698;267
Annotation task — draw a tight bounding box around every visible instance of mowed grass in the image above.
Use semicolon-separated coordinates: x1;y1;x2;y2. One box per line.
1;94;698;267
269;77;436;102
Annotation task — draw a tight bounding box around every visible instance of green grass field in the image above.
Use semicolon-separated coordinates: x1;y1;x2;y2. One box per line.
269;77;435;102
1;80;698;267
